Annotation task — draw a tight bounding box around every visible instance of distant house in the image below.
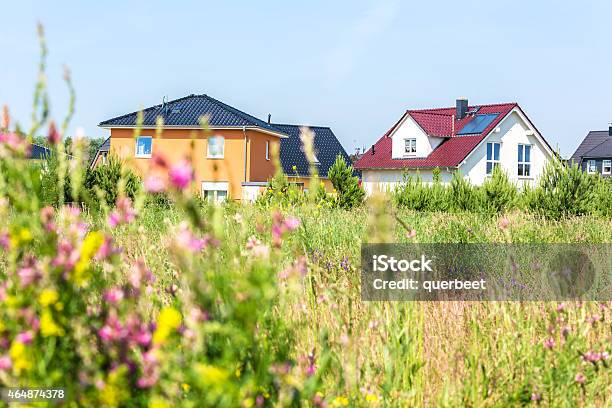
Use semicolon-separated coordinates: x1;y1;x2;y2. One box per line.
28;143;52;161
272;123;352;191
354;98;555;194
569;124;612;177
95;93;351;202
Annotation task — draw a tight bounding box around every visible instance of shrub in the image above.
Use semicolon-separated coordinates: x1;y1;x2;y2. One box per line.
85;154;141;207
525;160;596;218
393;174;431;211
328;155;365;209
449;171;482;212
482;166;516;213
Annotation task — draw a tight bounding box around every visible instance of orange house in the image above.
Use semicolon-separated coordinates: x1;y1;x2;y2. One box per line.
95;93;354;202
96;94;289;202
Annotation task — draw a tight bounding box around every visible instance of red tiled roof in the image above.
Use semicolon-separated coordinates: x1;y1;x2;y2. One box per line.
355;103;517;169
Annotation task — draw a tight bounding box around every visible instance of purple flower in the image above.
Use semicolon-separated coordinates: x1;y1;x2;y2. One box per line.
169;160;193;190
543;338;555;350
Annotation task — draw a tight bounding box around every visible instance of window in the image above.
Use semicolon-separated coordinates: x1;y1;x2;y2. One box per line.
517;144;532;177
207;136;224;158
603;159;611;175
404;138;416;155
135;136;152;158
587;160;597;174
202;182;229;204
486;142;500;175
265;141;270;161
101;152;108;165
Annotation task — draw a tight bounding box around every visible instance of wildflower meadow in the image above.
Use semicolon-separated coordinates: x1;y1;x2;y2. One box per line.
0;26;610;407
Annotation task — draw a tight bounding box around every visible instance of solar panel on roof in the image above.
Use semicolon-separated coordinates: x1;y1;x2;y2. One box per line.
457;113;499;135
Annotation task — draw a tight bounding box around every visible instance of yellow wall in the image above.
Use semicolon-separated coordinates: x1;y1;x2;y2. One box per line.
107;127;281;199
288;176;334;192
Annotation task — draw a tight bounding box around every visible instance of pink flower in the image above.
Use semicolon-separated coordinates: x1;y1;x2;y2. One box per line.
406;229;417;239
498;216;510;230
47;121;60;145
284;216;300;231
133;330;152;347
0;232;9;251
16;331;34;345
96;235;118;260
98;325;115;342
104;288;124;304
530;393;541;402
0;355;11;371
543;338;555;349
556;303;566;312
108;197;137;228
174;222;210;252
137;350;160;388
169;160;193;190
575;373;586;384
129;260;154;289
144;174;167;193
17;257;41;287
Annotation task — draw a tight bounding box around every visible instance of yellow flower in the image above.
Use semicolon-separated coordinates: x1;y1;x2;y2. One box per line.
3;295;20;309
9;227;31;247
72;231;104;286
149;397;170;408
38;289;59;307
333;396;349;407
243;398;254;408
40;309;64;337
10;341;32;374
194;364;229;387
365;393;378;402
181;383;190;393
152;307;182;345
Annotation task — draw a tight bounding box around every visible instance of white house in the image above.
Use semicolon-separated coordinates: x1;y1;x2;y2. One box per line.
354;98;555;195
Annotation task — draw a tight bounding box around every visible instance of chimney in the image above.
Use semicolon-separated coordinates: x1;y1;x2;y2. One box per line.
456;98;468;120
608;121;612;136
371;144;375;155
268;114;271;124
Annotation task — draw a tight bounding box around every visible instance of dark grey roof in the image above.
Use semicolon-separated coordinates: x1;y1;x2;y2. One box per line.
99;94;286;135
98;137;110;152
272;123;353;178
29;143;51;159
570;131;612;163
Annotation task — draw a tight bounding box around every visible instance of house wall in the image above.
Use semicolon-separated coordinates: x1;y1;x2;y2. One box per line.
107;128;280;200
249;135;277;182
287;176;334;192
461;111;553;187
580;158;612;177
390;115;445;159
361;169;454;195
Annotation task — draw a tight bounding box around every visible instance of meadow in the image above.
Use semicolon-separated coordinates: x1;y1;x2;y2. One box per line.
0;26;610;407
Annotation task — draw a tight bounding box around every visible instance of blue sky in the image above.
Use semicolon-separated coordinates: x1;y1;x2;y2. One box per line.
1;0;611;157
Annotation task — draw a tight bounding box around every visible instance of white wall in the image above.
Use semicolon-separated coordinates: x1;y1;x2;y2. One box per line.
390;115;445;159
362;169;454;195
461;110;553;187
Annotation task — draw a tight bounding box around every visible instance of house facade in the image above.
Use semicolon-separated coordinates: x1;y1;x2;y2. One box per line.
569;124;612;177
95;94;351;202
354;98;555;194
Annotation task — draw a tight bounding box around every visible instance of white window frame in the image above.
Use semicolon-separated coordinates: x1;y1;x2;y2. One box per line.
134;136;153;158
207;136;225;159
265;140;270;161
601;159;611;175
517;144;532;178
587;159;597;174
404;138;416;155
202;181;229;204
486;142;501;175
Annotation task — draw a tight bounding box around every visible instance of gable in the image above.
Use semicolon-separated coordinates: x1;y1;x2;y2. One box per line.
389;114;444;159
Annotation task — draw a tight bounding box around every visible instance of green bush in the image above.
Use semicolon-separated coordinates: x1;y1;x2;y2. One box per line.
85;154;141;206
449;171;481;212
328;155;365;209
525;160;596;218
482;166;516;213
